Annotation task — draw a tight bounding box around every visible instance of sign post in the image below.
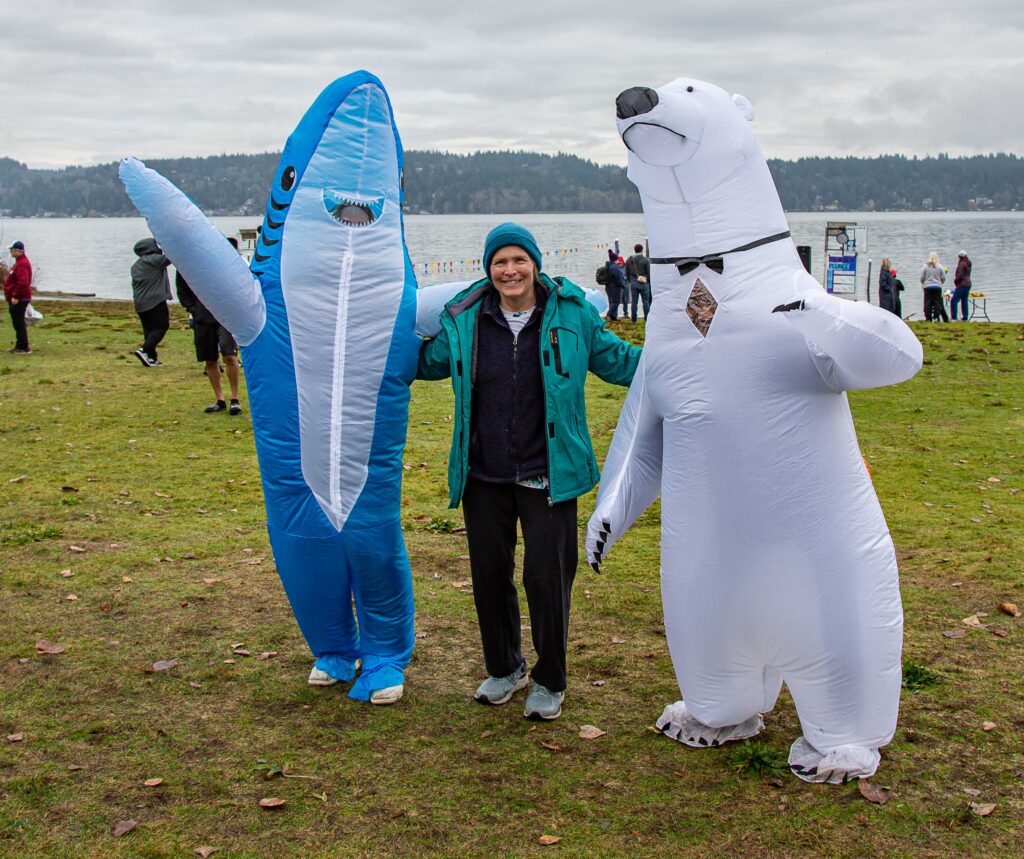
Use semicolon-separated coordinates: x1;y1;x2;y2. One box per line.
824;221;866;299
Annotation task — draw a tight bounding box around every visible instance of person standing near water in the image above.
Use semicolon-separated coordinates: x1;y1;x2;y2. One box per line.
920;252;946;322
4;241;33;354
952;250;972;321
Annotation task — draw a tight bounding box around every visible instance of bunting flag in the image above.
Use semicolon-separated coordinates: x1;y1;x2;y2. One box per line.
413;243;614;274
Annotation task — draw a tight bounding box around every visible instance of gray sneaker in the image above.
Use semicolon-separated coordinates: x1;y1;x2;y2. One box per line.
524;683;564;720
474;661;529;705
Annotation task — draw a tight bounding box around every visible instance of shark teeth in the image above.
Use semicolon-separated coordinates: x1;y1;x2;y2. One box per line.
322;189;385;227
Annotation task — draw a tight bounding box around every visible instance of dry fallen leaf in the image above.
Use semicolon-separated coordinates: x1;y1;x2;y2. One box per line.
60;569;73;578
942;629;966;639
963;788;982;796
998;602;1021;617
68;545;85;553
189;681;202;689
592;680;607;687
195;848;219;858
962;614;987;629
65;594;78;602
540;741;566;753
144;777;164;787
35;639;66;655
611;636;627;644
232;648;251;657
987;476;1002;484
9;475;26;483
858;781;891;805
982;721;997;732
155;491;171;498
969;802;996;817
152;659;177;672
112;819;138;837
259;797;286;809
579;725;607;740
538;835;561;846
7;732;24;743
121;576;133;583
202;577;222;585
254;651;277;661
451;580;471;589
68;764;85;771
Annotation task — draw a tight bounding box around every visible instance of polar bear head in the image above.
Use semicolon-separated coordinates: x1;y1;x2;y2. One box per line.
615;77;787;255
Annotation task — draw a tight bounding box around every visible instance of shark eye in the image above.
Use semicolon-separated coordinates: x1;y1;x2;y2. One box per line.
280;166;296;191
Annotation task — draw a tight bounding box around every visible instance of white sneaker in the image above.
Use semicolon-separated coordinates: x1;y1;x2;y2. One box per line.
307;666;339;686
369;684;404;705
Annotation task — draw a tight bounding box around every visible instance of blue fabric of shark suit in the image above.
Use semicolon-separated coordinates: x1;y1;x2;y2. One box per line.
120;72;419;700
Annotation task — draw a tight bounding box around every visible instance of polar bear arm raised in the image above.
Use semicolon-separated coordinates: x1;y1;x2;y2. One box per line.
119;157;266;346
778;272;923;392
586;356;663;569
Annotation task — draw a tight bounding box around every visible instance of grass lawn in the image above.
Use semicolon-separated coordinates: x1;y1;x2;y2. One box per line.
1;301;1022;858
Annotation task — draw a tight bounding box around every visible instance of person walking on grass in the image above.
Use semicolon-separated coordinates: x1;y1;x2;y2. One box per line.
176;237;243;414
130;237;172;366
4;241;32;354
418;223;641;721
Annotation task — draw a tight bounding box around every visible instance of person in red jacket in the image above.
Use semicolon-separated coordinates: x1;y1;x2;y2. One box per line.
3;241;33;354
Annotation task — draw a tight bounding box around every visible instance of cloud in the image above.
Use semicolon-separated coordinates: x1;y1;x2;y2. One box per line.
4;0;1022;168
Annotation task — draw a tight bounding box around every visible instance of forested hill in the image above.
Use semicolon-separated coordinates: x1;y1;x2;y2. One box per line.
1;151;1022;217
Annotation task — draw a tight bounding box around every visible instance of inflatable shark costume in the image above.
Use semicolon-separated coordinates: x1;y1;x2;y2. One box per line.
586;78;922;782
120;71;470;703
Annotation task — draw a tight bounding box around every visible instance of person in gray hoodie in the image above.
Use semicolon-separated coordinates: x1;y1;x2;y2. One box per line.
130;237;172;365
919;252;947;322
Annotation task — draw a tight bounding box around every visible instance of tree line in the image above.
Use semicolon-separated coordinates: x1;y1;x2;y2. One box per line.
1;151;1021;217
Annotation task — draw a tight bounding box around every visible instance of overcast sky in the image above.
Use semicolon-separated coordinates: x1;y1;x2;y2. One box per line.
4;0;1022;170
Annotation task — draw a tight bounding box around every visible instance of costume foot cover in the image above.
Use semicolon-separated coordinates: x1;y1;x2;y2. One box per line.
312;654;405;702
656;701;763;748
787;736;880;784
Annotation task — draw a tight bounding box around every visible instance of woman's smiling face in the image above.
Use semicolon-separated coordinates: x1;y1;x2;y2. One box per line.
489;245;537;310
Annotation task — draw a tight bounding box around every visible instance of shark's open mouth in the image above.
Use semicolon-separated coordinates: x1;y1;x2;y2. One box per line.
323;189;385;227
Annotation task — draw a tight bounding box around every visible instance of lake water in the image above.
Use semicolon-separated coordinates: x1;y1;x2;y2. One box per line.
3;211;1022;321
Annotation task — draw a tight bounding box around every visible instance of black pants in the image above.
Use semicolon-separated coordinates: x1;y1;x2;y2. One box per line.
462;477;578;693
605;284;623;320
137;302;169;360
923;289;946;322
8;301;29;351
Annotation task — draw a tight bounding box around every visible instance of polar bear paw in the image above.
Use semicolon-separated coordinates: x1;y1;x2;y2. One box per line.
788;736;881;784
656;701;764;748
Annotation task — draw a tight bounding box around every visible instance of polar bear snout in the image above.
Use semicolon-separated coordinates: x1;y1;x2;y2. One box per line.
616;87;659;119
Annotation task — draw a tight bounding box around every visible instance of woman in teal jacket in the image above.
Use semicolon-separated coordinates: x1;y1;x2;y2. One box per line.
418;223;640;720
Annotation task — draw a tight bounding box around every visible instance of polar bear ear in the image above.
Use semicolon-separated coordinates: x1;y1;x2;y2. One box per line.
732;93;754;122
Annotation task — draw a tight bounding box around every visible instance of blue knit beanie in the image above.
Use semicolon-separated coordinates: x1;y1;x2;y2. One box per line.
483;222;542;273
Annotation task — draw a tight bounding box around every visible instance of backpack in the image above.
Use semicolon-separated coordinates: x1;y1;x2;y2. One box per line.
595;264;609;286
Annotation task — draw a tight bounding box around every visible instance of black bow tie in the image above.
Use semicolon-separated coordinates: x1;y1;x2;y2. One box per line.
650;230;791;276
675;256;724;275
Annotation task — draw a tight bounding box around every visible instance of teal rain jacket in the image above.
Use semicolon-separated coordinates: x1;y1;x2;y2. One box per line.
418;274;641;507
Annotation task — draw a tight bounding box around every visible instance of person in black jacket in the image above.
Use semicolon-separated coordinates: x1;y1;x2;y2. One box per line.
175;237;243;414
625;243;651;322
604;248;627;321
878;257;898;315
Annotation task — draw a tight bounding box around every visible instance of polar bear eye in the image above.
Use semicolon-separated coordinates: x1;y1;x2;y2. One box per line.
686;86;694;93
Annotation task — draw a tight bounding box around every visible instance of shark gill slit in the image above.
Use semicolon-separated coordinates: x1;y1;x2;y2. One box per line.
329;250;354;526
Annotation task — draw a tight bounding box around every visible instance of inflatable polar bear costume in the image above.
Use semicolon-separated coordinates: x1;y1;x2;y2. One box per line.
586;78;923;783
